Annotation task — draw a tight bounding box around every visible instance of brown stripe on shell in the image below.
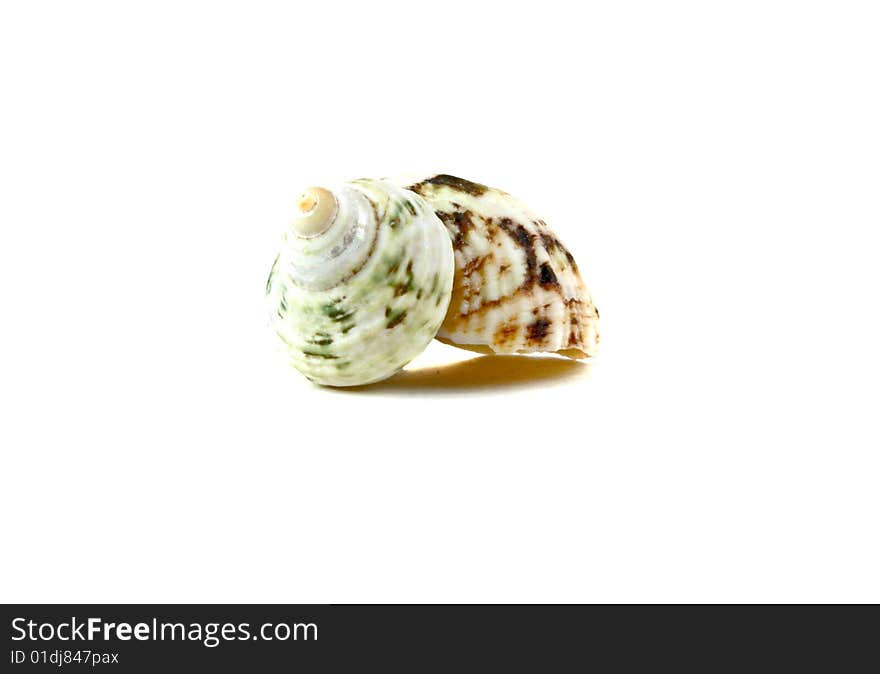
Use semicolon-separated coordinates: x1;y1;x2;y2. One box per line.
332;189;383;286
436;209;476;249
527;318;551;342
493;320;520;348
410;174;488;197
538;262;559;288
560;243;578;272
497;218;537;280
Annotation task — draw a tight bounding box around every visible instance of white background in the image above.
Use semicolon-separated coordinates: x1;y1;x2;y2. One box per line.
1;1;878;603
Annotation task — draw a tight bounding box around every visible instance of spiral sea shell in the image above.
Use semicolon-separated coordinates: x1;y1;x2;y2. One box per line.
266;179;454;386
402;175;599;359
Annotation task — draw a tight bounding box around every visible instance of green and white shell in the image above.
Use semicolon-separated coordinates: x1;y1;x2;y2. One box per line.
266;179;454;387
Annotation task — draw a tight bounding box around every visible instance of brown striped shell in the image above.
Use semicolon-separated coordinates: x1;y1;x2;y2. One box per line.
402;175;599;359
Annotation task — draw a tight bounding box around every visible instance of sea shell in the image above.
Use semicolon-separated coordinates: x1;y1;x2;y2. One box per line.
266;179;454;386
402;174;600;359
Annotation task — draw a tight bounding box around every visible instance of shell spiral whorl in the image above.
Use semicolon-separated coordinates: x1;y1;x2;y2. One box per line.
282;185;378;291
266;179;455;387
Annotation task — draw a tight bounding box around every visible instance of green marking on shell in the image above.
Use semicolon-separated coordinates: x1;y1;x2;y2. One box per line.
266;179;454;387
381;254;403;278
320;300;355;323
308;332;333;346
321;300;347;319
386;309;407;329
302;350;338;359
279;286;288;313
266;255;279;296
391;261;415;297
